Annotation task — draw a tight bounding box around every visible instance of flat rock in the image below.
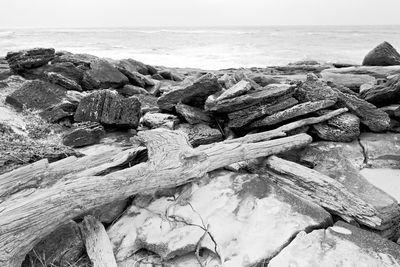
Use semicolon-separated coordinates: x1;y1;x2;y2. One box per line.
359;133;400;168
217;73;237;88
62;122;105;148
82;59;129;90
5;80;67;111
321;66;400;79
107;171;331;266
269;221;400;267
321;72;376;91
363;41;400;66
117;67;154;88
46;71;82;91
6;48;55;72
206;84;294;113
312;112;360;142
228;96;298;128
249;100;336;129
176;123;223;146
74;90;141;128
158;69;184;81
22;221;84;267
175;103;211;125
115;58;151;75
300;141;400;237
334;89;390;132
216;79;252;101
157;73;221;111
141;112;180;130
295;73;338;102
361;74;400;106
247;73;280;86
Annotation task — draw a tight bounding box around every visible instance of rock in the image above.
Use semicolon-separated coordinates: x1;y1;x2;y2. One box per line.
249;100;336;129
5;80;66;111
333;62;357;68
52;52;97;68
135;94;160;114
321;72;376;91
228;96;298;128
334;89;391;132
6;48;55;72
22;221;84;267
152;73;164;80
247;73;280;86
295;73;338;102
117;68;154;88
217;73;237;88
215;80;252;101
82;59;129;90
363;41;400;66
116;58;150;75
118;84;149;97
22;61;86;84
62;122;105;148
46;72;83;91
312;112;360;142
0;58;12;80
158;69;183;81
175;103;212;125
78;199;128;225
157;73;221;111
107;171;331;265
359;133;400;168
146;79;161;96
40;100;77;122
176;123;223;146
206;84;294;113
380;104;400;118
360;83;374;94
321;65;400;79
299;141;400;237
141;112;180;130
269;221;400;267
74;90;141;128
361;74;400;106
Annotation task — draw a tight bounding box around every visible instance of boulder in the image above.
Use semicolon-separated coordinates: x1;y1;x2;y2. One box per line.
359;133;400;168
158;69;183;81
249;100;336;129
82;59;129;90
361;74;400;106
228;96;298;128
334;88;390;132
5;80;66;111
118;84;149;97
269;221;400;267
176;123;223;146
175;103;212;125
116;58;150;75
52;52;97;68
40;100;78;122
22;221;84;267
62;122;105;148
6;48;55;72
295;73;338;102
362;41;400;66
206;84;294;113
141;112;180;130
46;72;82;91
107;171;331;265
217;73;237;88
157;73;222;111
74;90;141;128
117;68;154;88
135;94;160;114
312;112;360;142
215;79;252;101
321;72;376;91
247;73;280;87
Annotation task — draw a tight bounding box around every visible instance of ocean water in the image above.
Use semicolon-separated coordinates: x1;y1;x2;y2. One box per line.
1;26;400;70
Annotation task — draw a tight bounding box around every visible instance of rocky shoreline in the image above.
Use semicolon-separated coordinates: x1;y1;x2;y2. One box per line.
1;42;400;266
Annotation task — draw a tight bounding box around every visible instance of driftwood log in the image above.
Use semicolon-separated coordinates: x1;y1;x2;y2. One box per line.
81;216;118;267
0;129;312;266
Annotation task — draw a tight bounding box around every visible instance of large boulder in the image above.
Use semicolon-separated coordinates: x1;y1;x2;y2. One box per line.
116;58;151;75
362;42;400;66
5;80;66;111
107;171;331;266
6;48;55;72
82;59;129;90
62;122;105;148
74;90;141;128
157;73;222;111
269;221;400;267
312;112;360;142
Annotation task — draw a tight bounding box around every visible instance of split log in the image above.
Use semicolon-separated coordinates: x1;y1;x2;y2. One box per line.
81;216;118;267
0;129;312;266
263;156;383;228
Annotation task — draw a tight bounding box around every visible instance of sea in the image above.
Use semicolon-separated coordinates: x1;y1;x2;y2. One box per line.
0;26;400;70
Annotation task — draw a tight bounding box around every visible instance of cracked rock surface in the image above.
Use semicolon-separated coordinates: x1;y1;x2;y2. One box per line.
107;171;331;266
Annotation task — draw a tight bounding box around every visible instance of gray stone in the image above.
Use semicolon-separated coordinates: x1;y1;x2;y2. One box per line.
361;74;400;106
313;112;360;142
82;59;129;90
116;58;150;75
62;122;105;148
176;123;223;146
118;84;149;97
175;103;212;125
46;72;82;91
363;41;400;66
6;48;55;72
142;112;180;130
215;80;252;101
295;73;338;102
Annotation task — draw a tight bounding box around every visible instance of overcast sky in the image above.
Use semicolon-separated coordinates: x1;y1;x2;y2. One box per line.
1;0;399;28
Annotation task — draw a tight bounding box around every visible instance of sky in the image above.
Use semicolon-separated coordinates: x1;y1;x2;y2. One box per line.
0;0;400;28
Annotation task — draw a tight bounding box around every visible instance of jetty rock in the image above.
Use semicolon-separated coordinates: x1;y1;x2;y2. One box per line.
363;41;400;66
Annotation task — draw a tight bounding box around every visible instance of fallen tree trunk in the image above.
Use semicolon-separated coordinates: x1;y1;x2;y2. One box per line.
0;129;312;266
82;216;118;267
